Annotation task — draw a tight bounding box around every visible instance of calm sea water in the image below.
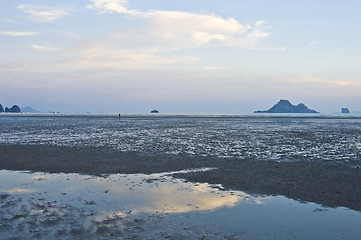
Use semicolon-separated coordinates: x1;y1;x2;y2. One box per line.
1;113;361;166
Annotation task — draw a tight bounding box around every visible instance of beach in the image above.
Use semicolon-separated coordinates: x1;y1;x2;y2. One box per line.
1;144;361;212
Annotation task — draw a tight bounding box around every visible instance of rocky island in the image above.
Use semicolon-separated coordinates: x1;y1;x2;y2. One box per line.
0;104;21;113
341;108;350;114
255;100;319;113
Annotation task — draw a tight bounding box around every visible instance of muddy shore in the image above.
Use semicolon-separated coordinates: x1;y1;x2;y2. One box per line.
1;144;361;212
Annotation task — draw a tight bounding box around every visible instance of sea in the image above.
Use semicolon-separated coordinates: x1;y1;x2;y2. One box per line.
1;112;361;167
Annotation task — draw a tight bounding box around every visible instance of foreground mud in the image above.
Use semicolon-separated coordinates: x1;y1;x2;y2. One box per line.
1;144;361;212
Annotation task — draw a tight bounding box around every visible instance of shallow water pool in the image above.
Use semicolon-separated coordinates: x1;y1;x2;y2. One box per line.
1;169;360;239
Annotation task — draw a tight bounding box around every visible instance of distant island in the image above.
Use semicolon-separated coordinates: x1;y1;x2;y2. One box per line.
341;108;350;114
0;104;21;113
150;110;159;113
254;100;319;113
21;106;41;113
0;104;43;113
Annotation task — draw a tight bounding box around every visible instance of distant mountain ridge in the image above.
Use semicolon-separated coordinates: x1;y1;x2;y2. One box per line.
255;100;319;113
21;106;41;113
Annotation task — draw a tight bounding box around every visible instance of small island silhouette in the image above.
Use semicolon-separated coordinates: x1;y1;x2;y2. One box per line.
0;104;21;113
255;100;319;113
341;108;350;114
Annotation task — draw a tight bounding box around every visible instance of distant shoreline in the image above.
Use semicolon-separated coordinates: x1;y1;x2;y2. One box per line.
1;112;361;119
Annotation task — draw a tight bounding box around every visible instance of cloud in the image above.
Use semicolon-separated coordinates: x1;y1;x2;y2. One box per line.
143;11;266;48
0;31;38;37
18;5;70;22
87;0;131;14
71;45;199;69
88;0;273;50
31;45;60;52
202;66;224;71
2;1;281;73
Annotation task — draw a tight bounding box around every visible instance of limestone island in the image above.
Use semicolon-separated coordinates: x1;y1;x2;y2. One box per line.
254;100;319;114
341;108;350;114
0;104;21;113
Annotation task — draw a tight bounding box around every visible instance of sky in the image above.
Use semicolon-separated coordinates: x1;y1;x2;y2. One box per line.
1;0;361;113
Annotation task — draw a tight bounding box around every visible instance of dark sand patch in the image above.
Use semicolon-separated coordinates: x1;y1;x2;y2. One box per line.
174;160;361;212
1;144;361;212
0;144;212;175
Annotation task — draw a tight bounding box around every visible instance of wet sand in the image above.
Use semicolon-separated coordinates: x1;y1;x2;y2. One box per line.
1;144;361;212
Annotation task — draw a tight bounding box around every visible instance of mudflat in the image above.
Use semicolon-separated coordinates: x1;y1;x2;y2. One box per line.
1;144;361;212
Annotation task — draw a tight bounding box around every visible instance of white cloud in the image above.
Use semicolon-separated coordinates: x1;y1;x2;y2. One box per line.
0;31;38;37
18;5;70;22
31;45;60;52
143;10;260;48
1;1;281;73
87;0;131;14
88;0;273;50
202;66;224;71
73;45;199;69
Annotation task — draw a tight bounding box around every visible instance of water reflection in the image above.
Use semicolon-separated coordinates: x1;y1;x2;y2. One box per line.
4;188;36;193
1;169;361;240
0;170;245;214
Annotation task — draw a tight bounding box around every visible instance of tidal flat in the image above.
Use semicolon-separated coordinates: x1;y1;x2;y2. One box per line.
1;144;361;212
1;115;361;239
1;145;361;239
